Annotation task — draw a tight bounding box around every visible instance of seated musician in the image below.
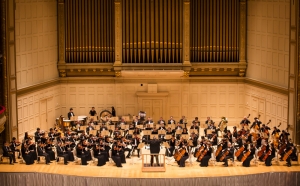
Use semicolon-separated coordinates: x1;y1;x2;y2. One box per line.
113;127;122;140
255;133;262;149
37;142;51;165
200;142;212;167
89;107;97;117
104;136;112;153
176;140;189;167
99;140;109;161
40;133;47;144
166;127;173;135
111;144;123;167
204;122;216;137
237;141;248;161
192;117;200;127
179;116;187;128
34;128;42;143
133;127;141;135
21;142;34;165
167;135;176;157
151;127;158;134
79;130;88;141
116;140;126;163
56;141;69;165
240;116;251;127
205;117;214;126
2;141;16;165
157;117;166;126
226;130;233;143
45;138;56;161
132;118;140;128
144;117;154;126
158;124;166;131
216;139;228;162
182;128;188;134
121;136;132;158
10;137;21;159
190;122;199;134
265;143;276;166
93;143;106;166
86;123;95;135
76;144;88;165
242;144;255;167
222;142;234;167
56;133;66;144
26;139;37;161
23;132;31;142
48;128;57;141
190;132;198;147
88;134;97;147
210;132;218;146
100;123;108;131
68;134;77;150
131;134;140;158
173;122;182;134
260;124;270;136
280;140;294;167
167;116;176;125
232;126;238;139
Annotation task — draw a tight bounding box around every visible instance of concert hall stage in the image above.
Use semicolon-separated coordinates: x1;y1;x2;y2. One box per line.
0;157;299;186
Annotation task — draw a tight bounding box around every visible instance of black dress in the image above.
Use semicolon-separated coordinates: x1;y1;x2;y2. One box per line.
21;145;34;165
200;147;212;167
111;147;122;167
242;148;255;167
93;148;106;166
265;148;276;166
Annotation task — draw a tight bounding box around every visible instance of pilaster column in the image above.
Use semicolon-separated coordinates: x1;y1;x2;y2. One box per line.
114;0;122;67
4;0;18;141
238;0;247;77
182;0;191;76
57;0;66;77
289;0;299;144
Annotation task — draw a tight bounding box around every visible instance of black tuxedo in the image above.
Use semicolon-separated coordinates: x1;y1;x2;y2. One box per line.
37;146;50;164
146;139;162;166
2;146;15;164
56;145;69;164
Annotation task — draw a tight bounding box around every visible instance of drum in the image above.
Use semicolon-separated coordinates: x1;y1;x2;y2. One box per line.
63;120;71;127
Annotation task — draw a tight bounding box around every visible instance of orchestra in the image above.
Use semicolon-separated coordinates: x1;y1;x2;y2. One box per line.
2;111;298;170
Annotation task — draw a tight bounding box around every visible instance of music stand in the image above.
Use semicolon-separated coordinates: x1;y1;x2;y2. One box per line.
207;129;213;135
94;125;101;130
143;130;152;136
89;116;98;121
190;129;198;134
175;130;182;135
179;124;184;128
164;135;172;140
122;116;130;121
150;134;159;139
128;130;134;135
136;125;144;129
181;134;189;140
121;124;129;130
158;130;166;135
101;130;110;136
149;123;154;128
89;130;97;136
111;117;119;122
80;126;87;131
107;125;115;131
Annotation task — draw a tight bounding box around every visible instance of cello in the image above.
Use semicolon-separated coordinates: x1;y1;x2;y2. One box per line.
219;150;229;161
195;145;204;158
235;146;244;157
174;147;186;161
197;148;208;161
282;147;294;161
241;150;250;162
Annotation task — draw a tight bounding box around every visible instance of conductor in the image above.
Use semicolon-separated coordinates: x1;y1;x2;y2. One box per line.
146;137;162;166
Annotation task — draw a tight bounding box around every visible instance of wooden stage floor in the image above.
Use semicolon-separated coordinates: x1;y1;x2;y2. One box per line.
0;156;299;178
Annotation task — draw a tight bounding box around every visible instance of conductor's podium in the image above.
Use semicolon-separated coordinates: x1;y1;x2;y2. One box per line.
141;146;166;172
